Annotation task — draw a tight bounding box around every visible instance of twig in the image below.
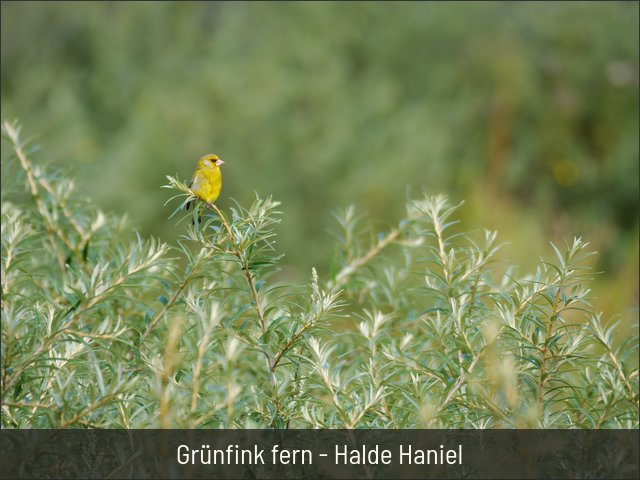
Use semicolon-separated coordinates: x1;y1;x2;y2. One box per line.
4;121;92;271
207;202;273;386
140;272;195;343
328;228;401;291
208;202;235;243
208;202;267;335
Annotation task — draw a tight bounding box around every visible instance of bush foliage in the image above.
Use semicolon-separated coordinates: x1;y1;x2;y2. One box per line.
1;121;638;428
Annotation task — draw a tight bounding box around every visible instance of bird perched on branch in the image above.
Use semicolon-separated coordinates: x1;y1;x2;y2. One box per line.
185;153;224;222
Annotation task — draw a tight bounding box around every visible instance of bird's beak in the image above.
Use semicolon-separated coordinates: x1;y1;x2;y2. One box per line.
216;159;224;166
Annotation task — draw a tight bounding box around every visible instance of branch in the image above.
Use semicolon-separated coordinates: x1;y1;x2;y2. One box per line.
3;121;92;271
328;228;401;291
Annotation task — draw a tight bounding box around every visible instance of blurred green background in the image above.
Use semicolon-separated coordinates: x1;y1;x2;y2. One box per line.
2;1;638;322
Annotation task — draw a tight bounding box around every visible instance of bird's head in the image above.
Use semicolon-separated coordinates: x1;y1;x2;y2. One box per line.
199;153;224;169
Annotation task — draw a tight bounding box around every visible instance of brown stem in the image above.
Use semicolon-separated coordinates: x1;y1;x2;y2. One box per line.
208;202;273;386
208;203;235;244
270;316;316;373
140;272;195;343
536;279;565;420
58;394;115;429
329;228;401;291
5;123;89;271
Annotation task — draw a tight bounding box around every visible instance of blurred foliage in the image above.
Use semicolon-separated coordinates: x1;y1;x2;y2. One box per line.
3;124;637;429
1;1;638;321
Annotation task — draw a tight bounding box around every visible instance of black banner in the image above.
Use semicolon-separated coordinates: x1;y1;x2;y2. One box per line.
0;429;638;479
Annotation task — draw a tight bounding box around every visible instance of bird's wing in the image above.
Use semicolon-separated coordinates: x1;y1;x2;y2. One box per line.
190;174;202;192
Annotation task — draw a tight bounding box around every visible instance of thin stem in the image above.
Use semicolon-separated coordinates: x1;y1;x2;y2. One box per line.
2;401;55;412
2;324;11;391
208;203;235;243
2;339;51;398
140;271;195;343
2;242;15;295
241;255;267;333
191;328;212;412
432;212;452;286
4;122;90;271
207;202;273;386
58;394;116;429
208;202;267;335
431;351;483;425
537;277;566;421
270;314;317;373
159;318;182;428
329;228;401;291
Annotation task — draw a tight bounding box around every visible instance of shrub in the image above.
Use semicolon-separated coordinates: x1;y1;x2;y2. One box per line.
1;121;637;428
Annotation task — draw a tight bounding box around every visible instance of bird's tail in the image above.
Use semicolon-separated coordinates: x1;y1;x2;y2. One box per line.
186;201;202;225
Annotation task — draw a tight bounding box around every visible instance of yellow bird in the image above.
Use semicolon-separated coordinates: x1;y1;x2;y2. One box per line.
185;153;224;221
